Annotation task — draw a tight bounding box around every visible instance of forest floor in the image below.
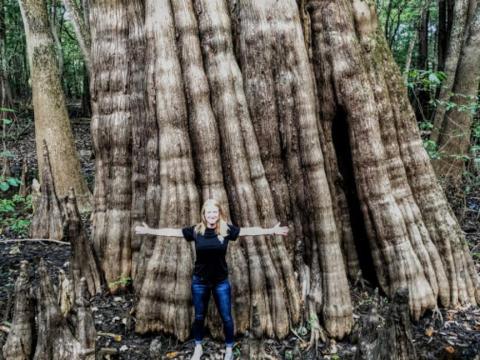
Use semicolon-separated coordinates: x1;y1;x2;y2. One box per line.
1;115;480;359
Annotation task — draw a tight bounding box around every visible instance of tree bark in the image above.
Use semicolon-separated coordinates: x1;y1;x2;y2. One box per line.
33;259;84;360
2;261;33;360
64;187;103;296
18;0;92;211
49;0;64;78
354;288;417;360
90;0;480;342
414;1;431;121
433;2;480;181
431;0;471;142
0;0;12;112
30;142;65;240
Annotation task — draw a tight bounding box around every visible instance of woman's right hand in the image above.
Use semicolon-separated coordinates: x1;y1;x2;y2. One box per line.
135;222;151;235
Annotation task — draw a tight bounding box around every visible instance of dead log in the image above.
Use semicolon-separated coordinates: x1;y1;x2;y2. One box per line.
33;258;84;360
355;288;417;360
30;141;64;241
64;188;103;296
2;261;34;360
18;159;28;197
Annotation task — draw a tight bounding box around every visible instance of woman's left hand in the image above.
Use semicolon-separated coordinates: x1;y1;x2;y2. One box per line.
272;222;289;236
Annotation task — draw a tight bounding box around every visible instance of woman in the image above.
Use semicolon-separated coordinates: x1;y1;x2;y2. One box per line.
135;198;289;360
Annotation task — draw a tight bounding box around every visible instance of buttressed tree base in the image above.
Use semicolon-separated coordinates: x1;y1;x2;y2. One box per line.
89;0;480;342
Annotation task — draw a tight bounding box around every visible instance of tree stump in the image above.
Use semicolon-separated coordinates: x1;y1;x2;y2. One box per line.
30;142;64;240
355;288;417;360
2;261;34;360
64;187;103;297
33;258;84;360
58;269;74;317
73;278;96;360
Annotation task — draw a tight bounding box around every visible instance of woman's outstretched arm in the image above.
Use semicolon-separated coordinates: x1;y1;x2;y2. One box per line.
239;222;289;237
135;222;183;237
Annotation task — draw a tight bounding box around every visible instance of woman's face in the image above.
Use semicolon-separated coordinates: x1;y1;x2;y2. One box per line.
204;205;220;225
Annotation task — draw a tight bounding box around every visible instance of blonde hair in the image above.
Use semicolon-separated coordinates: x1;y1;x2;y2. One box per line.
194;199;229;237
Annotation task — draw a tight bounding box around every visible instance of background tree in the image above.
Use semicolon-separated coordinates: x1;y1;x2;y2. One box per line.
18;0;92;210
89;0;479;344
431;2;480;182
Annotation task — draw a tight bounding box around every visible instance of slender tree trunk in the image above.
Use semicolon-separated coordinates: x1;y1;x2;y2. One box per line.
431;0;471;142
433;2;480;180
90;0;480;343
0;0;12;112
414;2;431;121
49;0;64;79
62;0;91;73
18;0;92;210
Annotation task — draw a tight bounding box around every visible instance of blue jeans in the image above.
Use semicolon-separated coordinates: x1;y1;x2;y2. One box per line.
191;275;234;346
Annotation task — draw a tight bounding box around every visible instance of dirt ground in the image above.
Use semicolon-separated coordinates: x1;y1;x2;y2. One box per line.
1;117;479;359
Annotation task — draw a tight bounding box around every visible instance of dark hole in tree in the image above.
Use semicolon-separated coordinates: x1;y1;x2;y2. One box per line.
331;106;378;286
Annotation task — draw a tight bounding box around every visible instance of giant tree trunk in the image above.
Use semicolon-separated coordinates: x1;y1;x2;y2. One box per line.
90;0;480;342
18;0;92;211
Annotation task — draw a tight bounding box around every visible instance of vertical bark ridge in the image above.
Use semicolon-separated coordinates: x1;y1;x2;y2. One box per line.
252;0;352;337
128;0;148;281
379;14;480;306
90;0;133;289
367;38;451;307
170;0;251;336
309;0;437;320
194;0;300;338
306;3;361;281
135;0;198;340
228;0;299;259
350;1;450;309
133;0;162;284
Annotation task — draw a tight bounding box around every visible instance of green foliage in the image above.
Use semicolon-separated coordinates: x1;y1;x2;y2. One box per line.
0;194;32;237
0;176;22;192
422;139;440;159
377;0;438;69
419;120;433;131
434;94;479;115
232;345;241;358
3;0;87;100
407;70;446;91
284;350;293;360
108;276;133;288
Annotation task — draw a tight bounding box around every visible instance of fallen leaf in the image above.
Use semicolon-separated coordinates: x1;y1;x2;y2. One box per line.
444;346;455;354
425;326;434;337
166;351;178;358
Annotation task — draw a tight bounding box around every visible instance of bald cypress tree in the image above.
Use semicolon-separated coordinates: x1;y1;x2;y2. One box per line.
89;0;480;343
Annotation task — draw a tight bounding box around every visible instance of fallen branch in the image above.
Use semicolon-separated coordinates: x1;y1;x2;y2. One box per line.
0;239;70;246
97;332;122;342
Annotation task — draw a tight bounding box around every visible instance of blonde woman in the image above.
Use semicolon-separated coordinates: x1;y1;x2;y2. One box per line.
135;198;289;360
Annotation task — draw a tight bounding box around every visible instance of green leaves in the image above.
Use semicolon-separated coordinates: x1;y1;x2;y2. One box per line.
0;194;32;237
0;176;22;192
407;70;446;91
